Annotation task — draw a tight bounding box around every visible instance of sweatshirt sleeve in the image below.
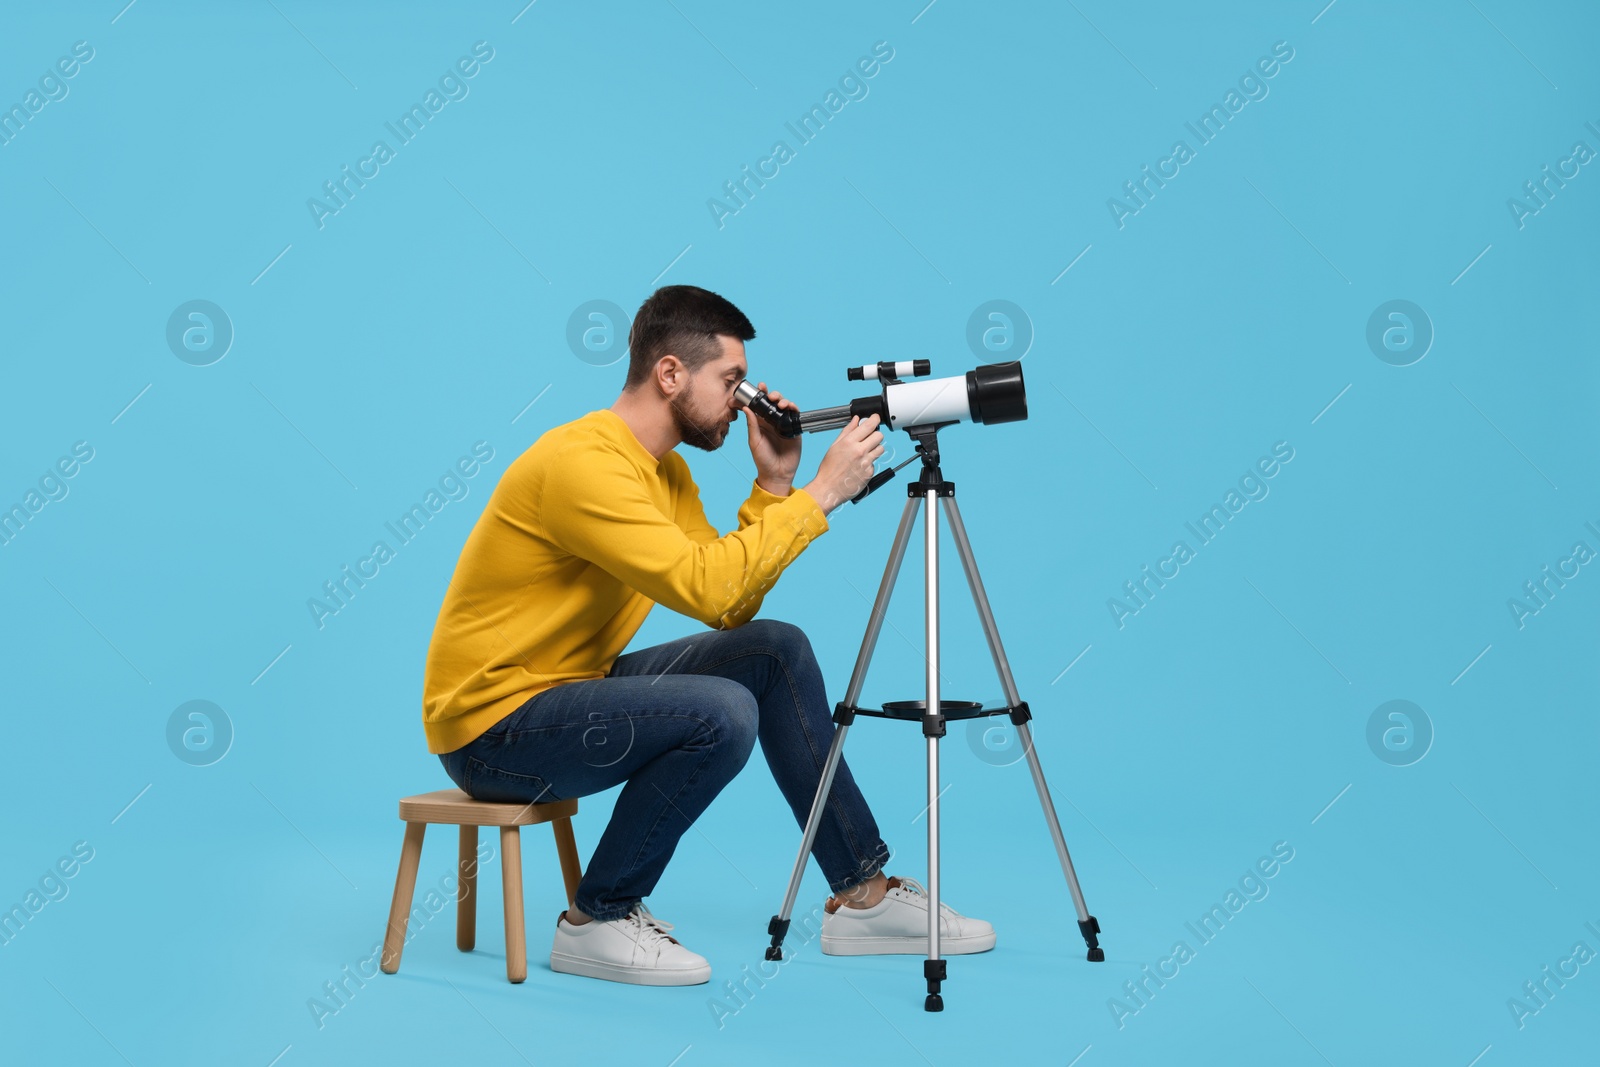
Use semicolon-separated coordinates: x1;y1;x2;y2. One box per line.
676;472;721;546
540;442;829;630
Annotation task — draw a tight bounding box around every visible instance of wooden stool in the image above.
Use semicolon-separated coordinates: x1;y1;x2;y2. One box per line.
380;789;583;983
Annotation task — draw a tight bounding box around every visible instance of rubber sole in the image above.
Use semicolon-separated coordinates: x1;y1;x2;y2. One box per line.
820;930;997;956
550;951;711;985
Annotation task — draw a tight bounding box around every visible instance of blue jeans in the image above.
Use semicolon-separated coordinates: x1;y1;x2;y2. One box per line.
438;618;892;922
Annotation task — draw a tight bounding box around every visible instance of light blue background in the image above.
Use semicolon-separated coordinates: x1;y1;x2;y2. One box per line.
2;2;1596;1064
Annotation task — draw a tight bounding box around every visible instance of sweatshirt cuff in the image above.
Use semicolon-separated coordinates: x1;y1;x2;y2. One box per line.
748;478;792;505
741;479;830;536
781;486;830;538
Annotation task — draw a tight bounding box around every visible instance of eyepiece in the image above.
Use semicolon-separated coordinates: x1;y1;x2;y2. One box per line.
732;379;803;437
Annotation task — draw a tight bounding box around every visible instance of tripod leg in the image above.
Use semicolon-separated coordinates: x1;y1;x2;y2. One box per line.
766;495;923;961
941;496;1105;962
765;721;851;960
1016;721;1102;959
922;485;945;1012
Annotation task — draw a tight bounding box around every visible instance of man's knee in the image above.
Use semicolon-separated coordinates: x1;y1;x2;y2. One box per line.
744;618;811;659
697;677;760;756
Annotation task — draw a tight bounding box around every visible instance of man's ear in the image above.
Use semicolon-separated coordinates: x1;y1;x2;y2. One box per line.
655;354;686;397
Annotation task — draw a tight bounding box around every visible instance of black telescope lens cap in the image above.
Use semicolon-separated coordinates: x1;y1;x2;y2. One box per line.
967;362;1027;424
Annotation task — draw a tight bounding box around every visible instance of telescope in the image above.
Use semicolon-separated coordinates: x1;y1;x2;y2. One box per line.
733;360;1027;439
733;360;1028;504
750;353;1106;1008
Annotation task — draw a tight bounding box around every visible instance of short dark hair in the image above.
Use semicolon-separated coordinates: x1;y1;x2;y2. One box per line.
624;285;755;390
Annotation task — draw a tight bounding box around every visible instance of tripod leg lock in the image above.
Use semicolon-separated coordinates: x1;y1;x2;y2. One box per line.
765;916;791;961
1079;915;1105;962
923;958;946;1012
831;702;856;726
1007;701;1032;726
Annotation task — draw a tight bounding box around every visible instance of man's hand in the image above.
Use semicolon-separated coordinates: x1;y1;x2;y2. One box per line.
802;413;885;515
745;381;802;494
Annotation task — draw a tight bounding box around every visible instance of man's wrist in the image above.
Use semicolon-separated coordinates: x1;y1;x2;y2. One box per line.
756;476;792;497
799;480;839;515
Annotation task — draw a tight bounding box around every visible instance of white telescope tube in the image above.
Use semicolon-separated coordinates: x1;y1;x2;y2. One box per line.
883;375;973;431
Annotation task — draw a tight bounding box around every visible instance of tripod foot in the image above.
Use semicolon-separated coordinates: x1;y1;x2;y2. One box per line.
923;958;945;1012
765;915;790;962
1079;915;1104;962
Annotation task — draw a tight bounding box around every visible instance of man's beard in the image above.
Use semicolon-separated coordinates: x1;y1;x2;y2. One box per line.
671;386;731;452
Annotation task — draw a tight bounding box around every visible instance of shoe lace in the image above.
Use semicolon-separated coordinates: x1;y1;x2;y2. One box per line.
888;876;960;917
628;902;681;946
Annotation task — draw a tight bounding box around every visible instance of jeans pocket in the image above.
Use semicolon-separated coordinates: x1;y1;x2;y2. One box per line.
464;756;560;805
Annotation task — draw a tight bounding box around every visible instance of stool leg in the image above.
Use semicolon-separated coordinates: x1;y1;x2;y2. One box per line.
552;816;583;910
500;826;526;983
457;825;477;952
381;822;427;974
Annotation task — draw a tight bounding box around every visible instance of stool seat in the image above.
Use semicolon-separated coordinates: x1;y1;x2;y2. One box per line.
381;787;583;984
398;789;578;826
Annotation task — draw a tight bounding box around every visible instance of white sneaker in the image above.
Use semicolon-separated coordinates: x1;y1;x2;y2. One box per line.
549;902;711;986
820;875;996;956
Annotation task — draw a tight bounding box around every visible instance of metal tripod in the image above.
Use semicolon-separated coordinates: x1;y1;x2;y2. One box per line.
763;423;1104;1011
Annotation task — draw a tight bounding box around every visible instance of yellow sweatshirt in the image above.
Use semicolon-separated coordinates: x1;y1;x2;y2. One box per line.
421;408;830;754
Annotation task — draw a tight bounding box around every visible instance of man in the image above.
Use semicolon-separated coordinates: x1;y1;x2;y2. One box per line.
422;285;993;986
